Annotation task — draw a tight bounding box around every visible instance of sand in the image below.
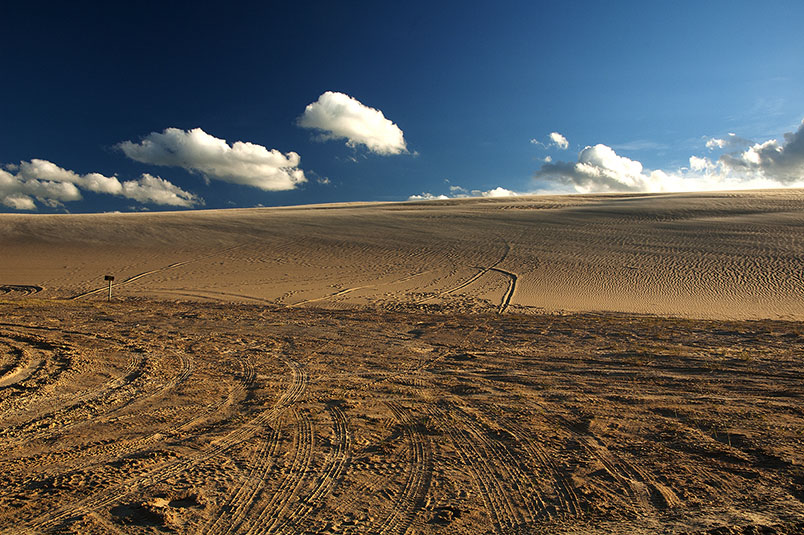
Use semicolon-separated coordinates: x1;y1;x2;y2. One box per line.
1;191;804;534
1;190;804;319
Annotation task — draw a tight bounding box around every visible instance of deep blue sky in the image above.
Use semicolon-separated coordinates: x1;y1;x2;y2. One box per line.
2;1;803;212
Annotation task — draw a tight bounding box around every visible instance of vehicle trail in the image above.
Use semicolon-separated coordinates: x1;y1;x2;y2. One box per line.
70;244;248;300
274;403;352;535
287;270;432;308
372;401;432;535
19;356;306;532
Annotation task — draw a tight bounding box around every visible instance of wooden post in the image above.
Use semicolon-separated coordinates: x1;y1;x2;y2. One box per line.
105;275;115;302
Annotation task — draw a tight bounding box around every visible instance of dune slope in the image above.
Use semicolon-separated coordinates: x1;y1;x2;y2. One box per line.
2;190;804;319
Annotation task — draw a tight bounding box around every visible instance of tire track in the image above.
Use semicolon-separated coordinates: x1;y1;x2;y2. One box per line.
274;403;352;535
0;284;43;296
418;240;517;310
1;343;179;447
372;402;432;535
450;407;549;526
243;408;314;535
203;418;284;535
501;420;581;518
287;270;432;308
0;337;27;381
0;343;44;389
578;435;681;511
426;404;529;534
70;244;248;300
15;349;250;476
18;357;306;532
488;268;517;314
418;241;511;303
530;395;677;515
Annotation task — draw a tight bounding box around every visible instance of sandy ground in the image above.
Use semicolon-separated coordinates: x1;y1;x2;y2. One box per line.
1;191;804;320
0;301;802;534
1;191;804;534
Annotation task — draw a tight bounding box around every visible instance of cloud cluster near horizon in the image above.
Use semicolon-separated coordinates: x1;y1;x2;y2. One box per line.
409;186;518;201
119;128;306;191
0;159;201;210
298;91;407;155
534;121;804;193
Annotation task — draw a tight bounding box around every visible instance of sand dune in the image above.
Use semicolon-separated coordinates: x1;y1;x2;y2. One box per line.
3;191;804;534
2;190;804;319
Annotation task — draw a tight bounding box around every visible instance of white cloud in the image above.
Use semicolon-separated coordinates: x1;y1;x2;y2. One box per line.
1;159;201;210
3;193;36;210
535;120;804;194
535;144;671;193
532;132;570;150
408;192;449;200
481;187;518;198
408;186;520;201
298;91;407;155
120;173;201;207
17;159;124;195
549;132;569;150
1;162;82;210
119;127;306;191
689;155;716;172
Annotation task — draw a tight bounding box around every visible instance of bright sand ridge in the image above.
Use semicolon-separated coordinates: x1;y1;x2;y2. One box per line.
1;190;803;320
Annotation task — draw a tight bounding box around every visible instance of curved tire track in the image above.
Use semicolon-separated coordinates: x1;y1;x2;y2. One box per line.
18;357;306;533
372;402;432;535
274;403;352;535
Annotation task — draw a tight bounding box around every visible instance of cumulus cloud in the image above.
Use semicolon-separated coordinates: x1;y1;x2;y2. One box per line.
298;91;407;155
119;127;306;191
120;173;201;206
0;159;201;210
535;120;804;194
535;144;676;193
689;155;716;172
481;187;518;198
718;120;804;184
549;132;569;150
17;159;124;195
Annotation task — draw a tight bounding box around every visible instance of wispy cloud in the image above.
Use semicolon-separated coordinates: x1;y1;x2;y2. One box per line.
531;131;570;150
610;140;668;152
298;91;407;155
1;159;201;210
119;128;306;191
705;133;752;150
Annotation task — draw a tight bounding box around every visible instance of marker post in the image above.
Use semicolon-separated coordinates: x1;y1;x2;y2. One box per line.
105;275;115;302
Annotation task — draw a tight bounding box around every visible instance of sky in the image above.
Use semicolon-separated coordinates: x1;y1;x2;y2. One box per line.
1;1;803;213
